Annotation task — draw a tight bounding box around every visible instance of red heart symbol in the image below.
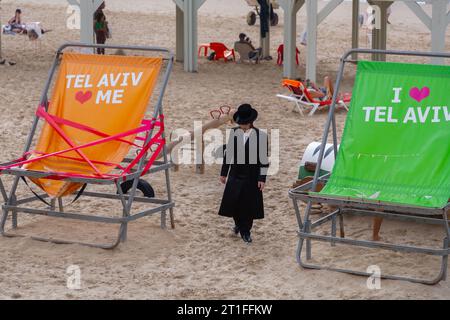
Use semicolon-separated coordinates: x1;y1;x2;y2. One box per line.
75;91;92;104
409;87;430;103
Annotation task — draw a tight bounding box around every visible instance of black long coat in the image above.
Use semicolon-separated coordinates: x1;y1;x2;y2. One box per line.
218;127;269;220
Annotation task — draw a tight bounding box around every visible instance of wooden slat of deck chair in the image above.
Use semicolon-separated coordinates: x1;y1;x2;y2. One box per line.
24;53;162;197
320;61;450;210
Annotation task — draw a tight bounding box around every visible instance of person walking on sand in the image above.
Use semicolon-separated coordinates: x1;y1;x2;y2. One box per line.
218;104;269;244
94;1;109;54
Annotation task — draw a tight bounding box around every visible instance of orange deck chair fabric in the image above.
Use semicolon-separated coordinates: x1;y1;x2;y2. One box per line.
25;53;162;197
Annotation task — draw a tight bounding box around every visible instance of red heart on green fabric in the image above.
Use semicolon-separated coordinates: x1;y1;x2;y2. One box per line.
409;87;430;103
75;91;92;104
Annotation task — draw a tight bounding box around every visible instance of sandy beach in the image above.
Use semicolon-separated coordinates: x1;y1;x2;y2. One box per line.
0;0;449;299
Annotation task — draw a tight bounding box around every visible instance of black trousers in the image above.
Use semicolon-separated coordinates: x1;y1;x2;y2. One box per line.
233;215;253;235
95;32;106;54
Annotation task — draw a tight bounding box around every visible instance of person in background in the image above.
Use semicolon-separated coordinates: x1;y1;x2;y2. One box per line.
8;9;25;34
299;76;334;101
219;104;269;244
94;2;109;55
236;33;262;62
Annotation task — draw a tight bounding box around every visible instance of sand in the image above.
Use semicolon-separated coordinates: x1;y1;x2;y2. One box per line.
0;1;449;299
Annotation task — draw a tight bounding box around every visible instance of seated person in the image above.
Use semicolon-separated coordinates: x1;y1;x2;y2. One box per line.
235;33;262;62
5;9;47;37
8;9;26;34
296;76;334;101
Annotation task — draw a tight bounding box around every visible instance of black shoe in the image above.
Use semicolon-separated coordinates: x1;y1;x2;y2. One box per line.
233;225;239;235
241;232;252;243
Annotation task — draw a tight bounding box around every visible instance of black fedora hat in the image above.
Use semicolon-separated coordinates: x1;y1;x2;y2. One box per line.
233;104;258;124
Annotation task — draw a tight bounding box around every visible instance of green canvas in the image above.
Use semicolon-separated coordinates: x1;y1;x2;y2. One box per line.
320;61;450;208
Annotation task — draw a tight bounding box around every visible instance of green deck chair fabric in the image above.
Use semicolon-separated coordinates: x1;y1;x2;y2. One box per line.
320;61;450;208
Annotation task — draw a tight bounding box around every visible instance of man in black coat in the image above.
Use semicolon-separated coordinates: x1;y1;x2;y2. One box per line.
219;104;269;244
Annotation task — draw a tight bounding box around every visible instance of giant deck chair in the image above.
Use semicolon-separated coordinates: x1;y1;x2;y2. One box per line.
289;49;450;284
0;43;175;249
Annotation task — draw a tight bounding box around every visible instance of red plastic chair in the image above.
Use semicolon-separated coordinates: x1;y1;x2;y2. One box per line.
209;42;236;62
277;44;300;66
198;43;210;57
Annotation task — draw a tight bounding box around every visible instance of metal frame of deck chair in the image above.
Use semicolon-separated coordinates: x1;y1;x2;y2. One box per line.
0;43;176;249
289;49;450;285
276;79;350;116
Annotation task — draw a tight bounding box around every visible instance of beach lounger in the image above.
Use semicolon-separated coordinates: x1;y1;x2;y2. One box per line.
209;42;235;62
276;79;350;116
0;43;175;249
289;49;450;284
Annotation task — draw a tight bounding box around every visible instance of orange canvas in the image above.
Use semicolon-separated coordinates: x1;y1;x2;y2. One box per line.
24;53;163;197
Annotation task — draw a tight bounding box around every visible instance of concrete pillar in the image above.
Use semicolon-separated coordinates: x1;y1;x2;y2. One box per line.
176;5;184;62
306;0;318;82
351;0;360;60
174;0;206;72
404;0;449;65
79;0;103;45
279;0;305;79
368;0;392;61
431;0;447;65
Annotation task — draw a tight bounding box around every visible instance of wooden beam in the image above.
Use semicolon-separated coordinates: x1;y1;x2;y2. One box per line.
403;1;432;30
93;0;104;9
317;0;343;25
173;0;183;9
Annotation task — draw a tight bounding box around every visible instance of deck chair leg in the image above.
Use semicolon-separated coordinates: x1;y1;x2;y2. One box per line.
50;198;56;211
442;237;449;281
305;220;312;260
339;211;345;238
0;178;8;204
0;205;8;234
162;139;175;229
442;212;450;281
117;178;137;243
308;104;319;116
295;101;304;116
331;215;337;247
1;177;20;233
58;198;64;212
11;195;18;229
